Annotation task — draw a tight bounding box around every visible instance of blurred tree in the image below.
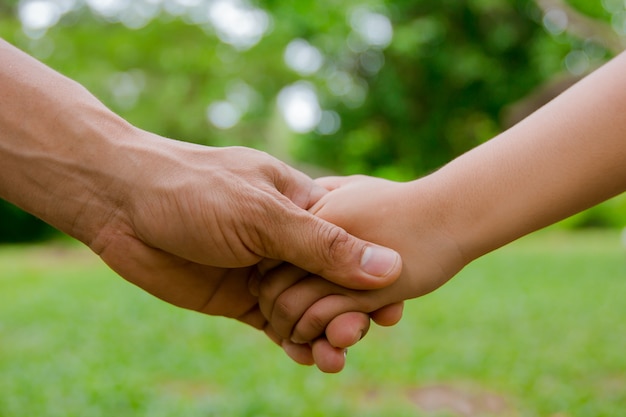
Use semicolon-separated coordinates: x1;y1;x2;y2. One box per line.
0;0;624;242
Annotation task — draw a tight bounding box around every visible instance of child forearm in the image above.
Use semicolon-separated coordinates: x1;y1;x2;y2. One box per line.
419;52;626;263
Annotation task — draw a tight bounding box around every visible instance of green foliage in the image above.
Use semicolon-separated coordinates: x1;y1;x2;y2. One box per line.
0;200;56;243
567;0;612;20
303;0;549;174
0;0;624;241
1;230;625;415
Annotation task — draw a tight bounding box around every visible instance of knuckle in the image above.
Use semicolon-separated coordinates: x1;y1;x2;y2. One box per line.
297;307;329;341
271;296;302;339
272;296;299;324
258;275;278;302
323;225;353;263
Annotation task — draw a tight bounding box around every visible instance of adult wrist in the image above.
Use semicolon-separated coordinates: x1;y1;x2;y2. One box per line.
62;109;141;248
10;98;140;249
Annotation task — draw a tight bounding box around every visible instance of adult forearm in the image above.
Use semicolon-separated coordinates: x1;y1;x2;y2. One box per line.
0;38;135;244
421;52;626;262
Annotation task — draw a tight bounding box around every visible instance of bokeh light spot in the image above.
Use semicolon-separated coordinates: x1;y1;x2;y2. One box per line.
19;0;62;37
359;49;385;75
350;8;393;48
542;9;568;35
564;50;589;75
284;38;324;76
208;0;271;50
277;82;322;134
316;110;341;136
207;101;242;129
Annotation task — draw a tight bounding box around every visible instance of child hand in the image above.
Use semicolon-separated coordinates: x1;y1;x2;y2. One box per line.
258;175;467;347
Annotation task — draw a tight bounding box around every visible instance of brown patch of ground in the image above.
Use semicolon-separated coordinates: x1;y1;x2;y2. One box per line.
406;384;513;417
157;379;221;400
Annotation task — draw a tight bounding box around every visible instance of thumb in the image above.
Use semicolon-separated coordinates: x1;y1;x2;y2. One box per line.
314;175;363;191
267;211;402;290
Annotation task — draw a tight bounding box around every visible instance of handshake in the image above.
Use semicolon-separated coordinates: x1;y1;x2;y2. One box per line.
0;38;481;374
91;141;469;375
0;39;458;373
0;34;455;373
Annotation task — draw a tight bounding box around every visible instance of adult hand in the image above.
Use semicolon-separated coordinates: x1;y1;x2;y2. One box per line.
89;134;402;308
1;38;403;368
87;135;403;371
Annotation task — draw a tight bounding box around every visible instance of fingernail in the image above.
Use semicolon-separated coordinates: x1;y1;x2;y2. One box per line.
344;349;348;358
349;331;364;346
360;246;400;278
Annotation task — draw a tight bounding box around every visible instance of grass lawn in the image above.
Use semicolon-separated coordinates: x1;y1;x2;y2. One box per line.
0;229;624;417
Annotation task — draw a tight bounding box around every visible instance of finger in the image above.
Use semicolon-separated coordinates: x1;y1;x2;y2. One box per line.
247;261;286;298
313;175;365;192
263;323;282;346
248;268;262;297
237;305;268;330
264;324;315;366
325;312;371;348
370;302;404;327
263;167;401;290
267;211;402;290
311;338;347;373
274;162;329;210
257;264;312;328
281;340;315;366
257;258;283;275
264;276;339;340
292;293;369;343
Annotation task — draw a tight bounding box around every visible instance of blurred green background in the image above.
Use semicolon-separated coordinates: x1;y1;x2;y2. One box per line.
1;2;626;416
1;0;625;241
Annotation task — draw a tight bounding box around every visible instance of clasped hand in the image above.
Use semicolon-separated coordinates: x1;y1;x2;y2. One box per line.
253;175;468;372
88;134;405;373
